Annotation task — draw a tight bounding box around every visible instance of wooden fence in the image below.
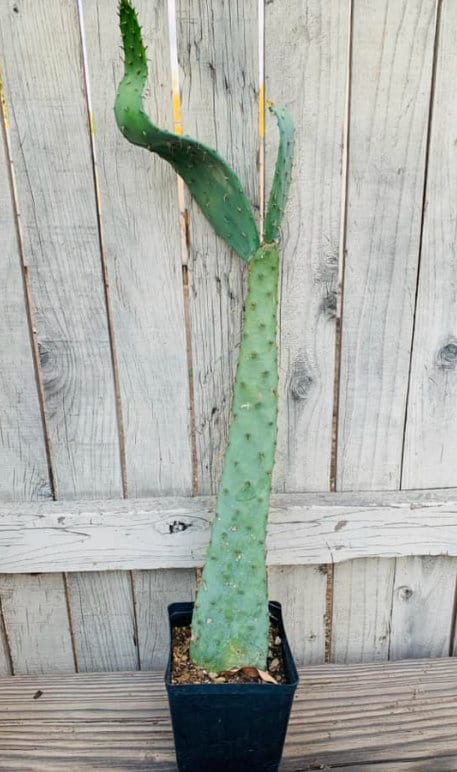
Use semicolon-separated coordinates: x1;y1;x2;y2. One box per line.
0;0;456;675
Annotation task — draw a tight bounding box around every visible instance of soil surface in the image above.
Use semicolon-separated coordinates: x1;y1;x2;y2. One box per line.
171;619;287;685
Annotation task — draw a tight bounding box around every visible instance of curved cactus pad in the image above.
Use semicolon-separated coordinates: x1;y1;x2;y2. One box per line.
115;0;260;262
264;104;295;243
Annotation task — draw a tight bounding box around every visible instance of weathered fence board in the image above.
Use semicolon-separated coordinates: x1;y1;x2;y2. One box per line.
66;571;139;672
394;0;457;665
0;0;122;499
402;0;457;490
390;556;456;659
334;0;438;663
132;569;196;670
0;0;124;674
332;559;395;663
0;108;51;506
0;574;75;675
176;0;259;495
2;489;457;573
266;0;347;494
1;68;53;675
81;0;193;498
268;565;327;665
80;0;196;671
265;0;350;664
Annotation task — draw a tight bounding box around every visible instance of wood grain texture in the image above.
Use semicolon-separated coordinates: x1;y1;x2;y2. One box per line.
0;91;51;505
0;0;143;675
265;0;348;493
81;0;192;498
268;565;327;665
337;0;436;491
390;556;456;659
2;488;457;573
0;72;52;676
402;1;457;490
80;0;195;675
133;569;195;671
65;571;139;672
0;574;74;675
334;0;438;664
2;659;457;769
0;0;122;499
332;559;395;663
176;0;259;495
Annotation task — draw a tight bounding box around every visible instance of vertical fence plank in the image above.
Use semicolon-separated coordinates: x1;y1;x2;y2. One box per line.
80;0;195;671
268;567;327;666
265;0;349;662
332;559;394;663
398;3;457;656
82;0;192;498
66;572;138;672
266;0;348;494
1;27;66;674
390;557;456;659
0;0;125;673
403;3;457;490
176;0;259;495
0;575;74;674
334;0;437;662
132;570;196;671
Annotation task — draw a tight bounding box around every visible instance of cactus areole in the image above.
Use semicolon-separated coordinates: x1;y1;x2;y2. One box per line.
116;0;294;674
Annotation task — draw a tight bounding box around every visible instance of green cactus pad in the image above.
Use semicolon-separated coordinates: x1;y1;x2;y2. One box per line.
264;104;295;243
190;243;279;672
115;0;260;262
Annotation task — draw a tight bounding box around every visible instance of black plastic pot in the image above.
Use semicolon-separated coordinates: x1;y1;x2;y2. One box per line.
165;601;298;772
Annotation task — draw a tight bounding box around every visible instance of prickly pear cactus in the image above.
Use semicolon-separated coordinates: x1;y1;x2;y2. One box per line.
116;0;294;673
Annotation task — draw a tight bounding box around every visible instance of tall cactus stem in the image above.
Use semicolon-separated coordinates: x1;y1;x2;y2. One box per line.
190;243;279;672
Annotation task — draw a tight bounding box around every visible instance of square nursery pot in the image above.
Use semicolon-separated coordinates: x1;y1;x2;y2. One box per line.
165;601;299;772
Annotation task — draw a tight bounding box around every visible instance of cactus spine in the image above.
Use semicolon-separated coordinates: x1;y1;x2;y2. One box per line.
116;0;294;673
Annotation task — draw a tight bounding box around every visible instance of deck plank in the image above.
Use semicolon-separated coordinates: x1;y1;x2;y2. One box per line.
1;659;457;769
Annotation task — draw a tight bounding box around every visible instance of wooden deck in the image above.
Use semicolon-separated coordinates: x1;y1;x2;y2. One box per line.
1;659;457;770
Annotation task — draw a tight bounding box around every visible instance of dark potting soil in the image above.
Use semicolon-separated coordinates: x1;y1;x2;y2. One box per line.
171;618;287;685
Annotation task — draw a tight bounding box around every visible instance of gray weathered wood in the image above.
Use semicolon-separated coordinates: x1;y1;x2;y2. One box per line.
390;556;456;659
332;559;395;663
2;488;457;573
132;569;195;671
79;0;196;674
0;0;122;500
268;565;327;665
0;76;58;675
0;92;51;505
334;0;438;664
2;659;457;768
0;0;125;674
81;0;192;498
0;574;74;675
402;1;457;490
176;0;259;495
265;0;348;493
65;571;139;672
264;0;349;666
337;0;436;491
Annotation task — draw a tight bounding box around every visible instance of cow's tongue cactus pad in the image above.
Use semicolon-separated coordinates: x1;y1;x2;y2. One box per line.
115;0;294;673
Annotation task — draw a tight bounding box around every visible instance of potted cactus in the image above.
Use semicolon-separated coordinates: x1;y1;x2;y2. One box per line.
115;2;298;769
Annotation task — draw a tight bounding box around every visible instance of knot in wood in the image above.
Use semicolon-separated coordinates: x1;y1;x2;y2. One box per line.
398;585;413;601
437;341;457;369
290;367;313;401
